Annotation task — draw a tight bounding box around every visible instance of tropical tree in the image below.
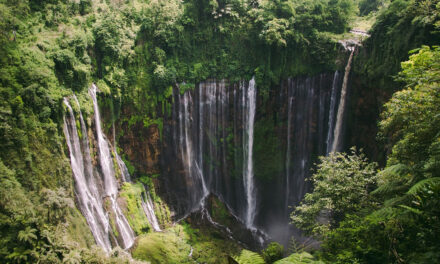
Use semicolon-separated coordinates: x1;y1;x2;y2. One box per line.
291;148;378;237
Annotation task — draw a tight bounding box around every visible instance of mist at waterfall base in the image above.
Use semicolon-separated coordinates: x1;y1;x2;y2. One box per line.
162;69;349;246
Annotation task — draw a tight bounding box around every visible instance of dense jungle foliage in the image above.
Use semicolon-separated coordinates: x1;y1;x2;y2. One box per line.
292;45;440;263
0;0;439;263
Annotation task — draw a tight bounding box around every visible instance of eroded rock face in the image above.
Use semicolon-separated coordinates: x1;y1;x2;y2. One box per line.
118;108;161;176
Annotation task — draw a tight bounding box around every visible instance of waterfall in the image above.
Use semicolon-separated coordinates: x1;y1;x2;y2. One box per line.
285;79;293;211
166;72;351;244
331;47;355;153
141;190;162;232
243;77;257;229
113;123;131;183
63;98;112;253
171;78;258;229
115;152;131;183
178;91;208;209
326;71;340;154
112;122;161;232
89;84;135;250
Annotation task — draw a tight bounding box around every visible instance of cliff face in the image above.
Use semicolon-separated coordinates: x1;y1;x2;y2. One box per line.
118;109;161;176
346;72;389;165
95;40;390;247
150;71;348;244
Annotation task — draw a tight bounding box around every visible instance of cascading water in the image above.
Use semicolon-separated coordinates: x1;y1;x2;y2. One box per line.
63;98;112;253
284;77;320;206
112;123;162;232
285;80;293;211
178;91;209;210
331;47;355;153
115;151;131;183
89;85;135;250
113;124;131;183
242;77;257;229
141;190;162;232
326;71;340;154
169;78;258;229
165;69;350;245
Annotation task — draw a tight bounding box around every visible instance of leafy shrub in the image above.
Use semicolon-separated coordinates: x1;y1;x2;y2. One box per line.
262;242;284;263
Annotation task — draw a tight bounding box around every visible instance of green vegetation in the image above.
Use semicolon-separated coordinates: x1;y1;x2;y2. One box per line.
132;225;192;264
292;46;440;263
358;0;388;16
1;0;440;262
355;0;440;91
120;183;151;235
232;248;323;264
262;242;284;263
210;195;232;225
292;148;378;236
139;175;171;227
132;222;243;264
233;249;266;264
274;252;324;264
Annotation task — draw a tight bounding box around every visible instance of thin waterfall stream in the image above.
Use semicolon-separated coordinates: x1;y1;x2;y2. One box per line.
331;47;355;153
326;71;340;154
243;77;257;229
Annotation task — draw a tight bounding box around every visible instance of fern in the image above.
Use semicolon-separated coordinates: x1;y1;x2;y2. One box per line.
398;205;423;215
380;164;409;178
232;250;266;264
383;195;410;207
373;164;410;195
407;177;440;195
368;207;399;222
274;252;324;264
372;180;407;195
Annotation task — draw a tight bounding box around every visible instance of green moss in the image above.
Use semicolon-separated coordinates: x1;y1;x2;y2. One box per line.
138;174;171;227
109;211;119;238
183;222;242;264
133;222;243;264
151;192;171;228
132;225;192;264
119;182;151;235
112;151;121;180
210;197;231;226
122;155;135;175
76;119;83;139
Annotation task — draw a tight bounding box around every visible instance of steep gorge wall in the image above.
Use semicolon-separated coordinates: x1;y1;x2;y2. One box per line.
154;71;347;244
